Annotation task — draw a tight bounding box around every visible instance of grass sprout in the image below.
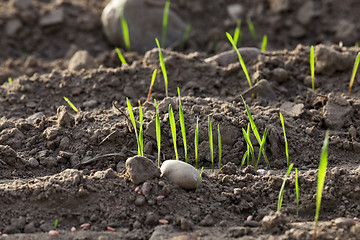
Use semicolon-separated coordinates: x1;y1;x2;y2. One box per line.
247;17;257;43
8;77;13;83
277;163;294;212
138;101;144;157
161;0;170;47
120;7;130;51
169;104;179;160
233;19;242;47
310;45;315;92
218;124;222;170
295;168;299;216
126;98;143;156
208;115;214;172
314;130;330;237
348;52;360;95
147;69;158;102
115;47;128;65
178;88;188;162
226;32;252;88
261;35;267;52
63;97;79;113
54;219;58;229
241;123;251;168
195;166;204;193
155;38;168;97
195;116;199;168
256;128;268;169
154;99;161;167
242;126;255;167
181;24;191;49
279;112;289;167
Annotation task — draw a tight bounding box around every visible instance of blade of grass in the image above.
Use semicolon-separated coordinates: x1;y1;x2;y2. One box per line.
181;24;191;50
247;17;257;43
54;219;58;229
242;128;255;166
310;45;315;92
63;97;79;113
178;88;187;163
348;52;360;95
155;38;168;97
277;163;294;212
120;7;130;51
138;101;144;156
115;47;128;65
195;166;204;193
195;116;199;169
169;104;178;160
233;19;241;47
147;69;158;102
8;77;13;83
295;168;299;216
218;124;222;170
154;99;161;167
241;123;251;169
208;115;214;172
255;128;267;170
161;0;170;47
226;32;252;88
279;112;289;167
261;35;267;52
127;98;140;155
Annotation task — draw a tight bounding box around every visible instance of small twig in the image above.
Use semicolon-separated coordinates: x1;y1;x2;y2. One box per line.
0;159;6;166
98;130;118;146
74;152;126;168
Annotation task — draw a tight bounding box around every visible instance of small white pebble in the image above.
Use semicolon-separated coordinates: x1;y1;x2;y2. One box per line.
247;215;253;221
49;230;59;236
71;227;76;232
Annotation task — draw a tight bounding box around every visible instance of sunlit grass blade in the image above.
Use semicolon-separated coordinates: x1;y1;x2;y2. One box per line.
54;219;58;229
314;130;330;235
279;112;289;167
226;32;252;88
195;116;199;169
126;98;140;155
218;124;222;170
120;7;130;51
233;19;241;47
310;45;315;92
178;88;187;162
115;47;128;65
63;97;79;113
277;163;294;212
138;101;144;156
169;104;178;160
241;123;251;169
348;52;360;95
242;128;255;166
8;77;13;83
247;17;257;43
256;128;267;170
261;35;267;52
147;69;158;102
208;115;214;172
161;0;170;47
195;166;204;193
181;24;191;49
295;168;299;216
154;99;161;167
155;38;168;97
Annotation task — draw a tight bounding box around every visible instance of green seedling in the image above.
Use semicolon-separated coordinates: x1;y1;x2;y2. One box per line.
195;166;204;193
279;112;289;167
115;47;128;65
277;163;294;212
310;45;315;92
348;52;360;95
63;97;79;113
314;130;330;238
355;42;359;48
261;35;267;52
247;17;257;44
242;127;255;167
120;7;130;51
208;115;214;172
155;38;168;97
147;69;158;102
154;99;161;167
195;116;199;169
256;128;267;169
178;88;188;162
226;32;252;88
295;168;299;216
233;19;242;47
126;98;143;156
168;104;179;160
138;101;144;157
181;24;191;49
54;219;58;229
241;123;251;168
8;77;13;83
218;124;222;170
161;0;170;47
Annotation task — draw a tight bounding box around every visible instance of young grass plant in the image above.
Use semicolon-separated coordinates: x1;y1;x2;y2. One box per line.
115;47;128;65
295;168;299;216
226;32;252;88
233;19;241;47
138;101;144;157
261;35;267;52
314;130;330;238
277;163;294;212
161;0;170;47
154;99;161;167
8;77;13;83
218;124;222;170
247;17;257;44
208;116;214;172
195;116;199;169
168;104;179;160
178;88;188;162
195;166;204;193
54;219;58;229
279;112;289;167
147;69;157;102
126;98;143;156
120;7;130;51
241;123;252;168
63;97;79;113
310;45;315;92
181;24;191;50
348;52;360;95
155;38;168;97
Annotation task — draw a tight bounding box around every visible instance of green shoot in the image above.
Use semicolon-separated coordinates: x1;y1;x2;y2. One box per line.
120;7;130;51
115;47;128;65
126;98;142;156
168;104;178;160
218;124;222;170
242;127;255;167
261;35;267;52
155;38;168;97
355;42;359;48
154;99;161;167
181;24;191;49
295;168;299;216
54;219;58;229
233;19;241;47
277;163;294;212
178;88;188;162
208;115;214;172
138;101;144;157
8;77;13;83
161;0;170;47
310;45;315;92
147;69;158;102
195;116;199;168
226;32;252;88
348;52;360;95
314;130;330;235
195;166;204;193
63;97;79;113
279;112;289;167
247;17;257;43
241;123;251;169
256;128;267;170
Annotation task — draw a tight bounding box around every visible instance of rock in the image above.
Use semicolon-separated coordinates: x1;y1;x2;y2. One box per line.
227;4;243;21
160;160;201;190
28;157;39;168
272;68;288;83
267;0;290;13
5;19;22;37
26;112;44;124
303;76;320;88
40;8;64;27
296;1;315;25
334;217;355;229
261;211;288;234
280;102;304;118
334;20;357;45
68;50;96;71
204;47;260;67
134;195;146;206
241;79;276;101
101;0;187;53
323;95;351;129
125;155;160;185
220;162;237;175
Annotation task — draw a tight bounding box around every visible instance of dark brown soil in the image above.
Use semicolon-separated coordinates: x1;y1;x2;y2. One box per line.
1;0;360;239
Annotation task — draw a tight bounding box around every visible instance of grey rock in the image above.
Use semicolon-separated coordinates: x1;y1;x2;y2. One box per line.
5;19;22;37
68;50;96;71
280;102;304;118
26;112;44;124
272;68;288;83
205;47;260;67
134;195;146;206
324;95;351;129
101;0;187;53
315;45;354;75
40;8;64;27
241;79;276;101
126;155;160;185
28;157;39;168
334;217;355;229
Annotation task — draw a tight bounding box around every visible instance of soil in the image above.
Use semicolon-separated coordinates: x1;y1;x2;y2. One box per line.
1;0;360;239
